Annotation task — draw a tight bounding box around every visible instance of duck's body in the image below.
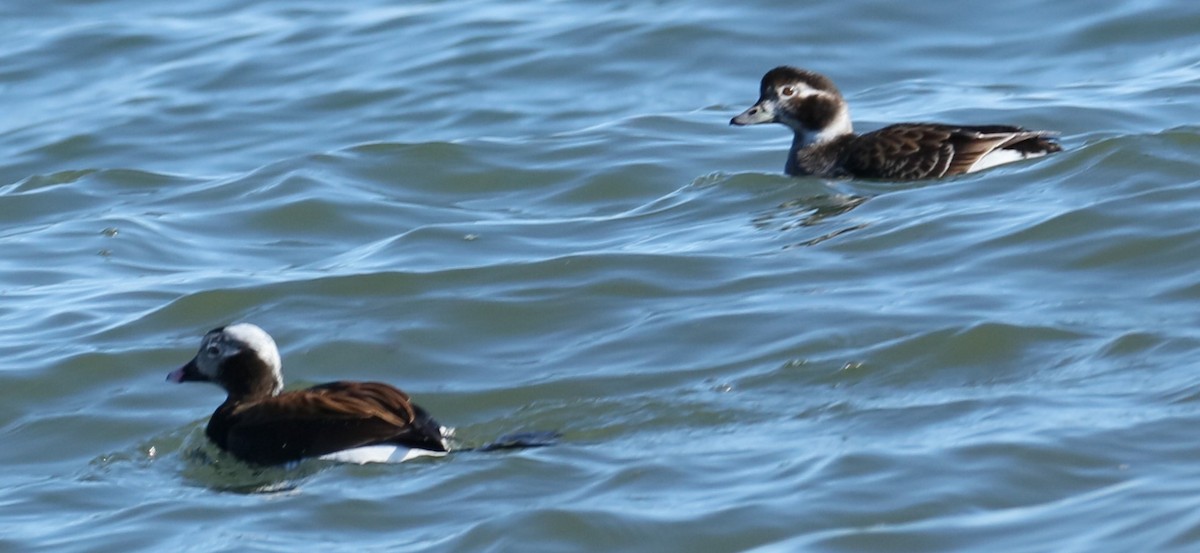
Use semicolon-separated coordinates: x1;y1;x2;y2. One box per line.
168;324;449;466
731;66;1061;180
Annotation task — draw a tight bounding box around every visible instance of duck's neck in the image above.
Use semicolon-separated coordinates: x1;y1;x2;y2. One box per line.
218;351;284;400
786;133;857;177
797;107;854;148
785;109;855;176
204;372;280;453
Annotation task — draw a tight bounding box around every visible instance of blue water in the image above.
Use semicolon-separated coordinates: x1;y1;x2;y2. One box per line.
4;0;1200;551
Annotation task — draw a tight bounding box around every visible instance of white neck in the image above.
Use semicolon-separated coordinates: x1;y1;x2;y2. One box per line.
807;106;853;147
785;106;854;176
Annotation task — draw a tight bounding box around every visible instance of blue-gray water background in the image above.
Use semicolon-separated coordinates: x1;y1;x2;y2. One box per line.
4;0;1200;551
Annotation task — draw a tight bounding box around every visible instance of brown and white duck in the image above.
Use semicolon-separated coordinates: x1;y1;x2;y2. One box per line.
167;323;450;466
731;66;1062;179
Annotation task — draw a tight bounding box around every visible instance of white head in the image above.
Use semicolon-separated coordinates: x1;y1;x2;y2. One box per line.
215;323;282;377
168;323;284;398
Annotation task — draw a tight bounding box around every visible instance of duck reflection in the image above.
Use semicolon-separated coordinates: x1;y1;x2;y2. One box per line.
753;192;869;247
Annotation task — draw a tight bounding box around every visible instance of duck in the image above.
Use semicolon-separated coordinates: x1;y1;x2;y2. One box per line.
167;323;452;466
730;66;1062;179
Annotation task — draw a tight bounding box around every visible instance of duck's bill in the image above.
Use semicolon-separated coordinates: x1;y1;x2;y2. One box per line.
166;358;206;383
730;100;776;126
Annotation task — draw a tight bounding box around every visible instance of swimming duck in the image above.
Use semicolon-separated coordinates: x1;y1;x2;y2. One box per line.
731;66;1062;179
167;323;450;465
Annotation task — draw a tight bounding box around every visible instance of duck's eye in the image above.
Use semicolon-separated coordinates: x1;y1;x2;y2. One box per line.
781;86;795;97
206;345;220;357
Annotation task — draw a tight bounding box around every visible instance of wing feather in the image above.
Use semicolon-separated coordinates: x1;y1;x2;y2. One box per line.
843;124;1056;179
223;381;446;465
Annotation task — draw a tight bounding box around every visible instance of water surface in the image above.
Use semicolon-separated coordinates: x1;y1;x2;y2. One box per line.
3;0;1200;551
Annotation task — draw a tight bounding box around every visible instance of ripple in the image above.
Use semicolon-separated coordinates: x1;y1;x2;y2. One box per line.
5;0;1200;551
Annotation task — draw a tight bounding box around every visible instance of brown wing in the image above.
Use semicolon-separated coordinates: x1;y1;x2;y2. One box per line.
844;124;1040;179
223;381;447;465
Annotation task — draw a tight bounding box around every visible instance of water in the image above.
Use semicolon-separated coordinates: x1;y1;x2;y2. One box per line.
3;0;1200;550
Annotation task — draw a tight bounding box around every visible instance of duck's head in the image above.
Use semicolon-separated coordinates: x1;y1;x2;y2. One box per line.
168;323;284;400
731;66;853;146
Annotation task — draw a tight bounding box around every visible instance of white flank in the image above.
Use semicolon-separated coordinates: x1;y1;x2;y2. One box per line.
319;445;449;464
967;148;1041;173
318;426;454;464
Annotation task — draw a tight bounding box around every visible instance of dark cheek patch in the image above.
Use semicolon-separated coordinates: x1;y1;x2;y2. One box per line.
797;95;839;130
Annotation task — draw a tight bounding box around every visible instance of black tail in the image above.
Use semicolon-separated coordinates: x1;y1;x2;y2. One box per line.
470;430;562;452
